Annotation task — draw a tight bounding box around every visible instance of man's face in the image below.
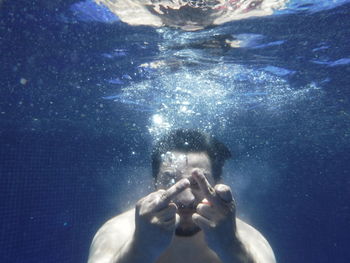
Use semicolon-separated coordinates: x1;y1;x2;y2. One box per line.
156;151;215;237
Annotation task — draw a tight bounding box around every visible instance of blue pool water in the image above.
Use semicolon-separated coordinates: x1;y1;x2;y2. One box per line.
0;0;349;262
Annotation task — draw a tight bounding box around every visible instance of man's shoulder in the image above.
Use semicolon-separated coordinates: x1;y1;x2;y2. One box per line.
236;218;276;262
88;209;136;263
236;218;264;237
99;208;135;233
92;209;135;247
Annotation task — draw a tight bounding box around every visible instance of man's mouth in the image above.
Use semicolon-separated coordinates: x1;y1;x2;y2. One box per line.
177;208;196;217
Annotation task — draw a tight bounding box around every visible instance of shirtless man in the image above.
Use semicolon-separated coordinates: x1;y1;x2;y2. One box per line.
88;129;276;263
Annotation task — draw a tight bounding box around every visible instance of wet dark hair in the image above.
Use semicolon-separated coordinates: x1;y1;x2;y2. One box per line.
151;129;232;181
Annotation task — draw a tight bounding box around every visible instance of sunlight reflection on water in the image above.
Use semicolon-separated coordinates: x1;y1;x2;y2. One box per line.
94;0;288;30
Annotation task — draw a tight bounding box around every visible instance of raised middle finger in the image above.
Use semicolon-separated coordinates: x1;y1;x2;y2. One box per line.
156;178;190;209
192;169;218;205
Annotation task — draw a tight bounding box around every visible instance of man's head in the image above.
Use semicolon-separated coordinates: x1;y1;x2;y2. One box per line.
151;129;232;182
151;129;232;236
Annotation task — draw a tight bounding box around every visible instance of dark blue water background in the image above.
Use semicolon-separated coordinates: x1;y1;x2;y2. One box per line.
0;0;349;262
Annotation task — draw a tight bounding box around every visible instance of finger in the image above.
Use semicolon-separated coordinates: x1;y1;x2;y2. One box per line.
192;170;217;203
200;199;212;206
155;203;177;221
160;178;190;204
175;213;180;228
162;218;176;231
196;203;215;220
192;213;215;231
214;184;233;203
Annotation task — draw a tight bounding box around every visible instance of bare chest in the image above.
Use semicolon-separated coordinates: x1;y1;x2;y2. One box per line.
156;246;221;263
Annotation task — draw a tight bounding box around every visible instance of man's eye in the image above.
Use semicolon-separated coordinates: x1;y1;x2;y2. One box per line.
160;171;177;187
163;171;175;178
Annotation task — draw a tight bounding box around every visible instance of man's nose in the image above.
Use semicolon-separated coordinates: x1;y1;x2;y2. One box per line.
175;188;195;207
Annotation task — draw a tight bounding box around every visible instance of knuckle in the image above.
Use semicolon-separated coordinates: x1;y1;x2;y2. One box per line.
168;203;177;213
209;221;217;228
215;184;231;193
157;190;168;201
157;189;166;197
231;198;237;209
136;198;145;209
192;213;199;221
157;189;166;194
160;196;167;203
174;182;181;190
208;185;216;195
136;200;142;208
138;208;150;218
150;216;159;225
196;203;204;213
136;198;155;217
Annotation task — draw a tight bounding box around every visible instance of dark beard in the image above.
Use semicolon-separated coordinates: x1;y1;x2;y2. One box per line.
174;203;201;237
175;225;201;237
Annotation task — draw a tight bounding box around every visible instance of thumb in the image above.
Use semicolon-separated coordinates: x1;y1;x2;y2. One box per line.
214;184;233;203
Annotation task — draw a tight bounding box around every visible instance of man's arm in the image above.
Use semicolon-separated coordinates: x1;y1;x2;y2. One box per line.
191;170;276;263
87;210;136;263
235;219;276;263
209;219;275;263
88;210;160;263
88;178;190;263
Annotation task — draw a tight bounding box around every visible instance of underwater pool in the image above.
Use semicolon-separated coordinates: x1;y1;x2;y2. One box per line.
0;0;350;262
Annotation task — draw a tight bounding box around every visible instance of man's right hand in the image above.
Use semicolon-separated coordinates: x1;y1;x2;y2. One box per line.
133;178;190;256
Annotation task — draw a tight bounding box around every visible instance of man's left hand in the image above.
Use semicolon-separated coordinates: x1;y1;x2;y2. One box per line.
191;169;238;254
